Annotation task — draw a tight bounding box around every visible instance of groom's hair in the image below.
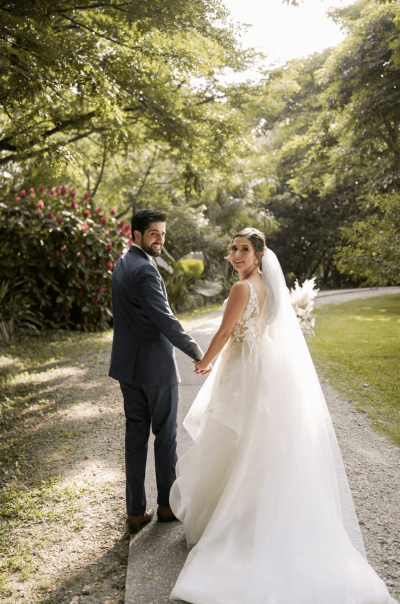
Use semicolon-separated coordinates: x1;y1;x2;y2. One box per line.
131;209;167;239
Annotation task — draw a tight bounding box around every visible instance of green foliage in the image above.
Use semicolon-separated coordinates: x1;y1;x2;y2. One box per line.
0;185;130;330
0;0;247;171
162;267;202;313
308;295;400;446
178;258;204;278
334;193;400;286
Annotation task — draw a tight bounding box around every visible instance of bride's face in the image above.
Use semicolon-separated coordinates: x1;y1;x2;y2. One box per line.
230;237;257;272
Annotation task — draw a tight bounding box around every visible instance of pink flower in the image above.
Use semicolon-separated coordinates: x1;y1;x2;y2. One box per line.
38;210;42;216
106;261;113;271
8;202;12;206
83;209;90;218
104;230;109;236
21;190;28;198
60;245;66;252
95;205;102;216
117;220;125;228
107;242;113;252
38;199;44;209
98;285;104;293
100;278;105;285
49;187;57;198
54;251;60;259
87;260;92;267
49;213;54;218
82;191;91;204
59;219;64;225
29;187;35;196
83;316;88;325
65;315;70;322
100;216;107;226
127;238;133;247
70;200;77;210
109;208;116;216
53;217;57;223
69;187;76;199
82;222;89;232
99;257;104;265
39;184;45;194
15;194;20;203
59;185;67;196
91;297;98;305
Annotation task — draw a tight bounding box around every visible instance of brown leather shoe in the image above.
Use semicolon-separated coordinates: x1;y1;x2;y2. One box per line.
125;508;154;534
157;505;178;523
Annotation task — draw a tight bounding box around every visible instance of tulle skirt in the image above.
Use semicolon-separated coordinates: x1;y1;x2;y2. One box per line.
170;337;395;604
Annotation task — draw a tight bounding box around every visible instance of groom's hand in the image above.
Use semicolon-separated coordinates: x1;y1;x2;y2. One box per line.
193;359;212;375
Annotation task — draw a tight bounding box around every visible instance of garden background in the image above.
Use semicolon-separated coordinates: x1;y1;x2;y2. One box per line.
0;1;399;603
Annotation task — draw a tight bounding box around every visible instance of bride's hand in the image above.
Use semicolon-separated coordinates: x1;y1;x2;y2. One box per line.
193;359;212;375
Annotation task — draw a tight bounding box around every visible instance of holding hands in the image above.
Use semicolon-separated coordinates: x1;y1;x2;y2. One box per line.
193;358;213;375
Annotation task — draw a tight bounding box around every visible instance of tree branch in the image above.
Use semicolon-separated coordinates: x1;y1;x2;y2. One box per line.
116;147;158;218
91;145;107;199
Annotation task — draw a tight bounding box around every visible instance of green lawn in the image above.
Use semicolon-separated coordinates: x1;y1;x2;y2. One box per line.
307;294;400;447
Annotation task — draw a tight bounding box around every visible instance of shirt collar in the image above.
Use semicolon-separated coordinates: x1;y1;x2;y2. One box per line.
133;242;153;262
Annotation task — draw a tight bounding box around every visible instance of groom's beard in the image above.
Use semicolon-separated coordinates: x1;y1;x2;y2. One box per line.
141;241;162;257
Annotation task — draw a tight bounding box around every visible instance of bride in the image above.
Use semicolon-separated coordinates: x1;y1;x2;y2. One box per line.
169;228;397;604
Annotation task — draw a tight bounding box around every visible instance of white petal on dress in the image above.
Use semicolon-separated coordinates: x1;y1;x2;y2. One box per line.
170;271;397;604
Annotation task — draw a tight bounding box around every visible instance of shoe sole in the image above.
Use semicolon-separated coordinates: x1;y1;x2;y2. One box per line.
157;514;178;523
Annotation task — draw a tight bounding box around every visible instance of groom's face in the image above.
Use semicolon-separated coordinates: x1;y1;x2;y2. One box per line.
135;221;166;257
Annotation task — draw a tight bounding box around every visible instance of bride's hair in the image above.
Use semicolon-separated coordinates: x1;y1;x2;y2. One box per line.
226;228;266;270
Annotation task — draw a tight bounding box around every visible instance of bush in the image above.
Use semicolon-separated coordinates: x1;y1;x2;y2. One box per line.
0;184;132;331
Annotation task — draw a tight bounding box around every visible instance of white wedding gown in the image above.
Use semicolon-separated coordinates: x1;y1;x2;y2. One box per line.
170;251;397;604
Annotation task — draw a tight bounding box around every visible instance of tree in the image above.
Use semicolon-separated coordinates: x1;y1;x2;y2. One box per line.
334;193;400;286
0;0;248;170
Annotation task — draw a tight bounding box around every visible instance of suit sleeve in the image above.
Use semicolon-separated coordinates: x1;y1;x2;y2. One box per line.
134;265;204;362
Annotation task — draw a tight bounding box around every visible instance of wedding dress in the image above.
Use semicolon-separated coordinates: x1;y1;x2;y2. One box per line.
170;248;397;604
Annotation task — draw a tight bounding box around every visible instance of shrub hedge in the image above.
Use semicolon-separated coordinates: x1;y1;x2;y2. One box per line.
0;184;132;331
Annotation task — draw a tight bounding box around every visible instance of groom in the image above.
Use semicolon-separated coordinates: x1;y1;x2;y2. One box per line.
109;209;210;534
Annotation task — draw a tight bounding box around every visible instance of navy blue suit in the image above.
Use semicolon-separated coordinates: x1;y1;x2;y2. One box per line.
109;245;203;514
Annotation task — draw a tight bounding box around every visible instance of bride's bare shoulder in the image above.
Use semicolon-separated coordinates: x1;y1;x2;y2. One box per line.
228;281;250;302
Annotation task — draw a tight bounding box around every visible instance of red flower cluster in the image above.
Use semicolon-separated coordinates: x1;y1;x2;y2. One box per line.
15;194;20;204
39;184;46;194
69;187;76;199
109;208;116;216
21;190;28;198
87;260;92;267
98;285;104;293
38;199;44;209
54;251;60;259
70;200;77;210
95;205;102;216
91;297;98;305
82;222;89;232
29;187;35;196
83;209;90;218
60;245;66;252
49;187;57;197
100;216;107;226
49;213;54;218
82;191;91;204
98;257;104;265
106;260;113;271
59;185;67;196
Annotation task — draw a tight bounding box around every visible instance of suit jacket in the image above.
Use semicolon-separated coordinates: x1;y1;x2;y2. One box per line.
109;245;203;386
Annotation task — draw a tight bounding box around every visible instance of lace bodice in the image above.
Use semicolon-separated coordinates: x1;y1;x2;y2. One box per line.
222;280;261;342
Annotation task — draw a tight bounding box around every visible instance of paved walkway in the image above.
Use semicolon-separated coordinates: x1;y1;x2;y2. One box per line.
125;287;400;604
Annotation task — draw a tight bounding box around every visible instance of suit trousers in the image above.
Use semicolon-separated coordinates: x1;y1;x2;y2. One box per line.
119;381;179;515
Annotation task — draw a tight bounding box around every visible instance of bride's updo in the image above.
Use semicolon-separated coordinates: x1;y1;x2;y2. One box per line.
226;227;266;270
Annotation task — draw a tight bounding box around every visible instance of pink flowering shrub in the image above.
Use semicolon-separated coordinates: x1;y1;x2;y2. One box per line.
0;185;132;331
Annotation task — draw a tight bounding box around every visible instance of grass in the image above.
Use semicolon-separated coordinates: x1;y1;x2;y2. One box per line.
307;294;400;446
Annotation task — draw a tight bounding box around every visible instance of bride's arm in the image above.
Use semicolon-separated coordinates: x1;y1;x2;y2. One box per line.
194;282;250;371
